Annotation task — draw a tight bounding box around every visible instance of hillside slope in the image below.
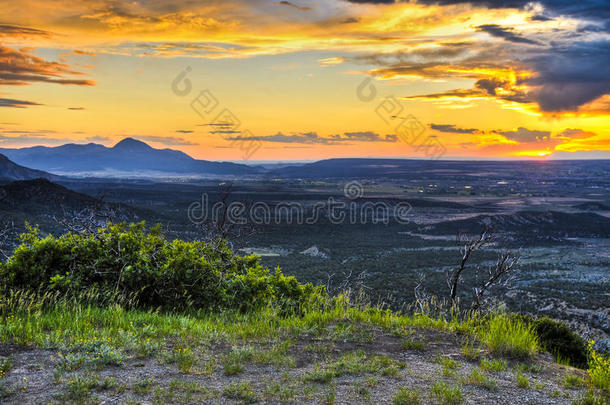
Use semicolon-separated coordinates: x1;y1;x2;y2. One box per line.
0;310;601;404
0;226;606;404
0;154;58;182
0;179;159;233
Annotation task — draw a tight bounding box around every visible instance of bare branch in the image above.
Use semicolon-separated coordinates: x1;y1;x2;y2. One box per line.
193;183;257;249
470;250;520;312
53;195;128;236
448;226;494;307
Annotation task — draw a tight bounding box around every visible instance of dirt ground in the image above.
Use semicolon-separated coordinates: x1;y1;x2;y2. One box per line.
0;326;600;404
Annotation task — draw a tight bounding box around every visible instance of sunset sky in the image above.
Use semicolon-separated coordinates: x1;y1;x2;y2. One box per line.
1;0;609;161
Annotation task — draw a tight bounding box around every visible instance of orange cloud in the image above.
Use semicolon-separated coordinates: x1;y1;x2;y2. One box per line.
0;45;95;86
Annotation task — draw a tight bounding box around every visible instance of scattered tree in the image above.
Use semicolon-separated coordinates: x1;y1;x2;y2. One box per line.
0;218;15;262
192;183;256;249
53;194;129;236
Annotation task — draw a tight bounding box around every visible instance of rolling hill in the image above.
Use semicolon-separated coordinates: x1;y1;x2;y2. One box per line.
0;178;155;231
0;154;59;182
420;210;610;238
272;158;610;179
0;138;261;177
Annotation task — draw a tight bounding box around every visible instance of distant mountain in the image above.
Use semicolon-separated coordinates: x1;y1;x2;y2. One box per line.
420;211;610;238
0;153;59;182
0;138;260;177
272;158;610;179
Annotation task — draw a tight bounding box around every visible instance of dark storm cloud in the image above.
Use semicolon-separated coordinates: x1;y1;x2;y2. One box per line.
475;77;509;96
358;30;610;112
476;24;542;45
415;0;610;21
530;14;553;21
523;40;610;112
577;21;610;33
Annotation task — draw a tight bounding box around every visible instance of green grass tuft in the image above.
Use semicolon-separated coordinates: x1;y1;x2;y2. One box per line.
562;372;586;389
392;387;421;405
430;381;463;404
462;368;498;391
515;372;530;389
480;358;507;372
482;315;538;360
223;381;260;404
401;338;425;351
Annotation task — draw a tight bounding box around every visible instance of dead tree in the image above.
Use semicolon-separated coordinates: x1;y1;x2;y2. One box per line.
193;183;256;249
0;219;15;261
447;226;520;312
413;272;431;314
325;269;370;296
470;250;520;312
53;194;127;236
448;227;493;307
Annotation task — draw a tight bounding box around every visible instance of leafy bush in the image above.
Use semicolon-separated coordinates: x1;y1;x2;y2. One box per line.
513;315;588;368
0;222;324;314
587;341;610;391
482;314;538;360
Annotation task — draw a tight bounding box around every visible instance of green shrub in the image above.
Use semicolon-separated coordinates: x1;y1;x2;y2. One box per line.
482;314;538;360
0;223;324;314
532;317;587;369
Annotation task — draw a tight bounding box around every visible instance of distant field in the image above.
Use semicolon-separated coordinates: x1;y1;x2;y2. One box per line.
54;174;610;352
